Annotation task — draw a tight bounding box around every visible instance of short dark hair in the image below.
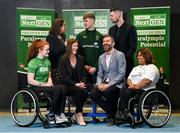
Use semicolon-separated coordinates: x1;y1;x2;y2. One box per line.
103;34;115;43
110;7;122;12
83;12;95;20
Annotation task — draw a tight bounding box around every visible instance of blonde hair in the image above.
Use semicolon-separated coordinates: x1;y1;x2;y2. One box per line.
83;12;95;20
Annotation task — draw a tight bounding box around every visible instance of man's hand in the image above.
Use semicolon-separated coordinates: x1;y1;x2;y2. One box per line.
88;67;96;75
97;83;109;91
85;65;91;71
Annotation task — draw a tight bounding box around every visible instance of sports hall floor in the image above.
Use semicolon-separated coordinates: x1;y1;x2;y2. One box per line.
0;110;180;133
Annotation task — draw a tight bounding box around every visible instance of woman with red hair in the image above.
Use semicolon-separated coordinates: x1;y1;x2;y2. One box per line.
27;39;68;124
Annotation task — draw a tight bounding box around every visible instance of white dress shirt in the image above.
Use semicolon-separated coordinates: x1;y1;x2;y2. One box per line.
105;49;114;82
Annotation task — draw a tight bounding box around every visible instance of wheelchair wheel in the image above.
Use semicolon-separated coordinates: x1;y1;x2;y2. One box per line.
10;89;38;127
139;89;171;128
37;96;53;123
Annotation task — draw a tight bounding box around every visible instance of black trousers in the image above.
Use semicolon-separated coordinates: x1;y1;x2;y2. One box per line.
119;88;145;111
30;85;66;115
91;85;119;118
64;85;88;113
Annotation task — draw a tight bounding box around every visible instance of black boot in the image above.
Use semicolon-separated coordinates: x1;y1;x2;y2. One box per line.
123;109;135;125
107;118;115;126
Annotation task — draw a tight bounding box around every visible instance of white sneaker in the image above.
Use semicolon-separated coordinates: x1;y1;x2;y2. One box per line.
55;115;66;124
49;120;55;124
61;113;69;122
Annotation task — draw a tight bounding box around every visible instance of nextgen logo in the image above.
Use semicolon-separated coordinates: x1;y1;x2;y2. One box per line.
134;14;166;27
20;15;51;28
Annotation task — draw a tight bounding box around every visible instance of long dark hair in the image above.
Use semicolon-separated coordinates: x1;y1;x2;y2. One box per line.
65;38;78;58
49;18;65;37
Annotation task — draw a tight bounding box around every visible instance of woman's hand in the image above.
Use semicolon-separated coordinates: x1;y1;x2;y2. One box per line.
43;82;53;87
128;83;136;89
75;82;86;89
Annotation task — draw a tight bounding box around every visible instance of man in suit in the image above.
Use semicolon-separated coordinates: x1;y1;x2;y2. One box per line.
91;35;126;126
109;7;137;78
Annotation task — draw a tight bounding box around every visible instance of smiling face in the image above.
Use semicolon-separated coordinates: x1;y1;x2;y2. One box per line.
71;42;78;55
137;51;146;65
103;36;114;52
39;44;49;57
83;18;94;29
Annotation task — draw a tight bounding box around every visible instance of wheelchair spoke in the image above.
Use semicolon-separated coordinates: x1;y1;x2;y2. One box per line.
140;90;171;127
11;90;37;127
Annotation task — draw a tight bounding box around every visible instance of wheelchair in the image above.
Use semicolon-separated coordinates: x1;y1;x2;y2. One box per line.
10;88;71;128
116;88;171;128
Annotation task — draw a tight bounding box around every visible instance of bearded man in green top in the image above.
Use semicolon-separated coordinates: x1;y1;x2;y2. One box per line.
76;12;104;90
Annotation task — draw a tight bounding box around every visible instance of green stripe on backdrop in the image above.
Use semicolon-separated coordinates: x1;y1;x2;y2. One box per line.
17;8;55;72
130;6;170;80
62;9;113;39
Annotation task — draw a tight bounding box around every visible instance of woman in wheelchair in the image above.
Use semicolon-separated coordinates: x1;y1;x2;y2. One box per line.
119;48;159;123
59;38;88;126
27;39;68;124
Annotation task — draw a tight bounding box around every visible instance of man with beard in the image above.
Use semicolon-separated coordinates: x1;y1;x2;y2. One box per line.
109;8;137;78
91;35;126;126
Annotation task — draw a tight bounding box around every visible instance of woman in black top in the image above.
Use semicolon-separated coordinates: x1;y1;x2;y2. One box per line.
59;38;88;126
46;18;66;85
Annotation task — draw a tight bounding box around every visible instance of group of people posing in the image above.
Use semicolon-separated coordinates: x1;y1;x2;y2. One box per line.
26;8;160;126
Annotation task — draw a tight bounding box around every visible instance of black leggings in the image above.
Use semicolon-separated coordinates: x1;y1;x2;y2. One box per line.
63;86;88;113
30;85;66;115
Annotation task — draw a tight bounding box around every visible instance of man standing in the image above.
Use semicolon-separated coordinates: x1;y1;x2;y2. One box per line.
109;8;137;78
76;12;104;89
91;35;126;126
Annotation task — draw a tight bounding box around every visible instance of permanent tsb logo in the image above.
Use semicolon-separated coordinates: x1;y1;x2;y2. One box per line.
133;14;166;27
20;15;51;28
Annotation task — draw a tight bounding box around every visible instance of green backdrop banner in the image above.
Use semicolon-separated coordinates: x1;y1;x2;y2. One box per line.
130;6;170;79
62;9;112;39
17;8;54;72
